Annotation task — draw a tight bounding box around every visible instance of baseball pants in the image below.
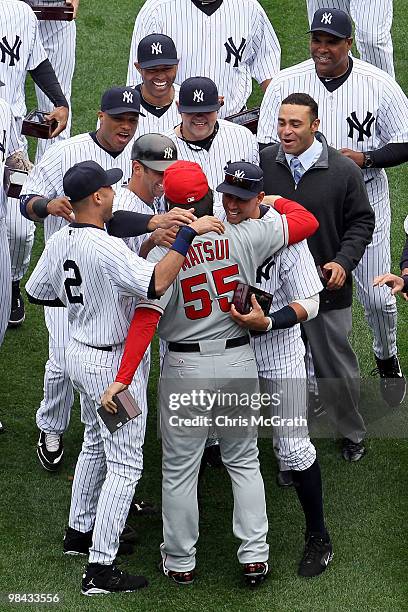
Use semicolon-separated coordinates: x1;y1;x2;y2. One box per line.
0;219;12;346
66;339;148;565
6;195;35;283
159;340;269;573
302;307;366;443
306;0;395;78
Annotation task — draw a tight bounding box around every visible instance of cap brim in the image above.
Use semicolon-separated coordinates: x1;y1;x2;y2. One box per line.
139;58;179;69
216;182;257;200
106;107;146;117
141;159;177;171
178;103;221;114
308;26;348;38
104;167;124;187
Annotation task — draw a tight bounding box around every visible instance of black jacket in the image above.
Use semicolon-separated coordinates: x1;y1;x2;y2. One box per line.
260;133;375;310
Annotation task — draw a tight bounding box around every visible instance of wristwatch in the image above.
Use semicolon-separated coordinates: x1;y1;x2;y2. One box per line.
362;152;375;168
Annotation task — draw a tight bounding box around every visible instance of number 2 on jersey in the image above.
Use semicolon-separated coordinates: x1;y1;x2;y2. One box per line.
181;264;239;320
63;260;84;304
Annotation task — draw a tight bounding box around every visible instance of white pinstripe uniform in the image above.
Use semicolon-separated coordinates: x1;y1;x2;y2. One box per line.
140;212;290;572
25;223;156;564
165;119;259;205
0;0;47;283
20;134;133;436
126;0;281;118
134;83;180;137
28;0;77;162
306;1;395;78
0;98;21;346
258;57;408;360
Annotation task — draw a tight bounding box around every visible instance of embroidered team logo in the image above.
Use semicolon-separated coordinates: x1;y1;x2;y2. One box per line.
232;170;246;182
321;12;333;25
193;89;204;103
224;37;246;68
163;147;173;160
346;111;375;142
122;91;134;104
0;35;22;67
151;42;162;55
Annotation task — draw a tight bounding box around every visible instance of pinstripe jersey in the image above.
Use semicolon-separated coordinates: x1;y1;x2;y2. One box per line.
135;83;180;136
165;119;259;204
113;186;157;254
258;58;408;209
138;213;288;342
0;98;21;219
0;0;47;119
20;133;133;241
126;0;281;118
25;224;156;346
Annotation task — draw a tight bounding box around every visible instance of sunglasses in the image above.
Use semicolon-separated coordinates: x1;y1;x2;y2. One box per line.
224;172;263;191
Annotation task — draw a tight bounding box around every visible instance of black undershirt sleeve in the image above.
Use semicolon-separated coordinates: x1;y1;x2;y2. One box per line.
29;59;69;108
369;142;408;168
400;235;408;270
106;210;154;238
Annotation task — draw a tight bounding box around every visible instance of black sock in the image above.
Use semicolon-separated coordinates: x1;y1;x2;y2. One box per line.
292;459;326;535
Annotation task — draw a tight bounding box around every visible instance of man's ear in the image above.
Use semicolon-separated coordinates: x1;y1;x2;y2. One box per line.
257;191;265;204
311;117;320;134
134;62;142;76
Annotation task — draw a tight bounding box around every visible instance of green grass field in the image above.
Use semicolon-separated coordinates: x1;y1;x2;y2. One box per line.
0;1;407;610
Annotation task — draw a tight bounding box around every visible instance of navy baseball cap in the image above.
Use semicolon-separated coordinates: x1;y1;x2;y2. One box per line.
137;34;179;69
216;162;264;200
63;161;123;203
178;77;220;113
100;86;146;116
309;8;352;38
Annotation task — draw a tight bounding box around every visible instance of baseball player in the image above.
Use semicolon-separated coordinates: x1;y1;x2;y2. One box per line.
258;8;408;407
25;159;224;595
20;87;193;472
27;0;79;162
101;160;320;585
0;0;69;328
306;1;395;78
165;76;259;204
126;0;281;118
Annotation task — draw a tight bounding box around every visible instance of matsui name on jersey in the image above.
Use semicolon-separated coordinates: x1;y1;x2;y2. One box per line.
182;238;230;271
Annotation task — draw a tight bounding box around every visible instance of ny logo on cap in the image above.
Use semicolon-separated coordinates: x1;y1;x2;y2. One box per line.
163;147;173;160
233;170;245;182
151;42;162;55
193;89;204;103
321;12;333;24
123;91;134;104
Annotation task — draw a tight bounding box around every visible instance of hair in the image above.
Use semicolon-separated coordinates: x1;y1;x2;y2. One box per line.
281;93;318;122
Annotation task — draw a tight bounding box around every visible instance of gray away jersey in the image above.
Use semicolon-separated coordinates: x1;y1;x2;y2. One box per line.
127;0;280;118
138;212;288;342
26;224;155;346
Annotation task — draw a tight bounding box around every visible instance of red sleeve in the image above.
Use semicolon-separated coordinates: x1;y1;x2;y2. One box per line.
115;307;161;385
274;197;319;245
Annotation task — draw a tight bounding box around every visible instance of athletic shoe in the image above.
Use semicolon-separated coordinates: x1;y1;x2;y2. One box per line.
8;281;25;327
308;392;326;418
373;355;406;407
202;443;223;468
341;438;366;462
64;527;134;556
242;561;269;587
159;560;195;585
37;431;64;471
276;470;294;488
120;523;137;543
81;563;148;595
298;532;333;577
128;498;159;517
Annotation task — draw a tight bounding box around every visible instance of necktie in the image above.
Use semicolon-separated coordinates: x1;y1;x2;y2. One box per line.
290;157;304;185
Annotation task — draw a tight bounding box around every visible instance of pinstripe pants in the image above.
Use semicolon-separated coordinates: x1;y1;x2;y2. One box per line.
0;219;11;346
66;339;147;565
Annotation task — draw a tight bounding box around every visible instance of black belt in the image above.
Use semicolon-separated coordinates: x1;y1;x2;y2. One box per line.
84;344;113;352
168;336;249;353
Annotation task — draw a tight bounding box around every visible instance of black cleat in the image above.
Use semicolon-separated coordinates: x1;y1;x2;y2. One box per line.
276;470;294;488
64;527;134;556
159;560;195;585
81;563;148;595
243;561;269;587
202;443;223;468
8;281;25;327
120;523;137;543
298;532;333;578
308;392;326;418
373;355;406;407
129;498;159;517
341;438;366;462
37;431;64;471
